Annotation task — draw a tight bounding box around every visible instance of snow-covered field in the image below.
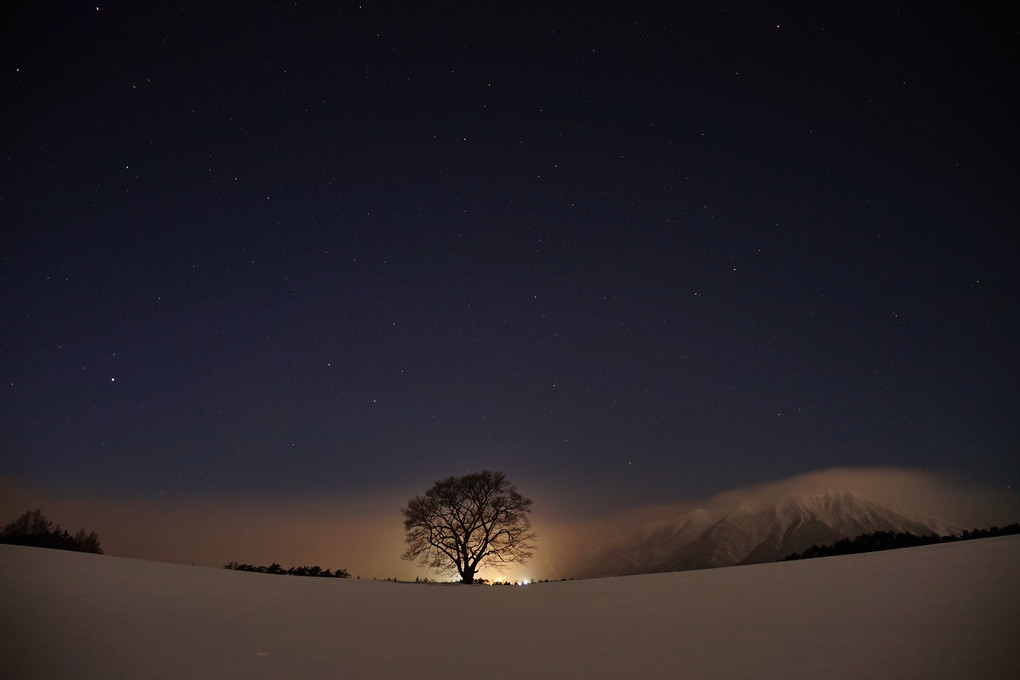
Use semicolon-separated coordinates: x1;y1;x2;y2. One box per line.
2;536;1017;679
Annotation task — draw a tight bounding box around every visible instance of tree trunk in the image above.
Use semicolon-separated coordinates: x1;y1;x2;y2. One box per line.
461;565;475;584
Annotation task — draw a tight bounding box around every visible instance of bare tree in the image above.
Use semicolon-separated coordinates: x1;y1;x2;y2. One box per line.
401;470;536;584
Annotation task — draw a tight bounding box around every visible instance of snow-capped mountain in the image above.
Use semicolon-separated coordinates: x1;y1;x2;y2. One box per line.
576;490;961;577
591;508;715;577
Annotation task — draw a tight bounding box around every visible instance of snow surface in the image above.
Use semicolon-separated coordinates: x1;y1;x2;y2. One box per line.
2;536;1017;679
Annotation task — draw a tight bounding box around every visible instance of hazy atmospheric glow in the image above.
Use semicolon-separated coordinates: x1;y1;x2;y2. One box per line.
3;467;1016;582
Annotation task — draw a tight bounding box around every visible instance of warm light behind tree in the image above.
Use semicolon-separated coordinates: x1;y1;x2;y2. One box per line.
401;470;536;584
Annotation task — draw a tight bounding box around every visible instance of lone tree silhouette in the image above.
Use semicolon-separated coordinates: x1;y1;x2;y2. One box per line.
401;470;536;584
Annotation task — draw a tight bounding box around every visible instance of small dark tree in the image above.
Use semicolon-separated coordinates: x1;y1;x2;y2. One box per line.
2;508;53;537
72;529;102;554
401;470;536;584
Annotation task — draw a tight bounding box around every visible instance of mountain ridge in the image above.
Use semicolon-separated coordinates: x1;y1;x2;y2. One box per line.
574;489;961;577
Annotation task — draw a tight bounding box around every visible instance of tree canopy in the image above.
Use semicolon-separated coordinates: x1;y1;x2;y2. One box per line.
401;470;536;584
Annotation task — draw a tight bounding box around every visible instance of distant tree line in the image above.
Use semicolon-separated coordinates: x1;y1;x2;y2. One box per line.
783;523;1020;561
224;561;350;578
0;509;103;554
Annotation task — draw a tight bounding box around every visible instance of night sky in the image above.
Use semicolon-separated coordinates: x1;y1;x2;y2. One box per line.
2;3;1018;573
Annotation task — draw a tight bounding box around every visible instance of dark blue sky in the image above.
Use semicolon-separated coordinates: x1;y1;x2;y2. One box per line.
2;2;1017;517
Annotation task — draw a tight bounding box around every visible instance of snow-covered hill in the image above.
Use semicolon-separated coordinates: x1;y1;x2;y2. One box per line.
577;490;960;577
1;537;1017;679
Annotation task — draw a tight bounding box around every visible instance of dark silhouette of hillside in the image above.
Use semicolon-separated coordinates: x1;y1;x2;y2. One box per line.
0;509;102;554
224;561;350;578
783;523;1020;561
